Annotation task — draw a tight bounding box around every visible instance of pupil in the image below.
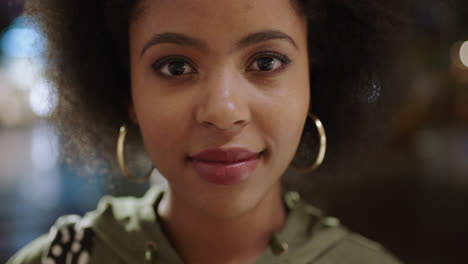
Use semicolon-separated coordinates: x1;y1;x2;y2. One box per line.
169;61;186;75
258;57;275;71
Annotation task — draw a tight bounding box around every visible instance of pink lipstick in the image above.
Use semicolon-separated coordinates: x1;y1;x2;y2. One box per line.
189;148;262;185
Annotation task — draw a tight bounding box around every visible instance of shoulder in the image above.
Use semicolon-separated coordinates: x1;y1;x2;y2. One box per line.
6;235;48;264
82;185;164;234
6;215;95;264
283;192;402;264
311;229;402;264
6;186;165;264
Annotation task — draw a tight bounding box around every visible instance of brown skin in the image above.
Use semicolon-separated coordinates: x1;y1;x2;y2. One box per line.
129;0;309;263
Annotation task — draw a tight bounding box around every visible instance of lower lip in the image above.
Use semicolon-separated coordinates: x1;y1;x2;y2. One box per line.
190;154;262;185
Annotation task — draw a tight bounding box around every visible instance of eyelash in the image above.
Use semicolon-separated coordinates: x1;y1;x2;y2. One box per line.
246;51;292;73
151;51;292;78
151;55;198;77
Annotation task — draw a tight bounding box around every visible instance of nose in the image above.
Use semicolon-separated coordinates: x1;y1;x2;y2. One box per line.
195;70;250;132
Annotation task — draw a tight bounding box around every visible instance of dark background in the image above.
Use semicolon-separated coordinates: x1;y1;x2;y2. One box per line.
1;0;467;263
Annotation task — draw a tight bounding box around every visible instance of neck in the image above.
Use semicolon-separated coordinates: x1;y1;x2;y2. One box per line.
157;183;286;264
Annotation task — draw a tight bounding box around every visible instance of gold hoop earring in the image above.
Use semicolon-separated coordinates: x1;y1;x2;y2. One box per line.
117;125;153;183
291;113;327;173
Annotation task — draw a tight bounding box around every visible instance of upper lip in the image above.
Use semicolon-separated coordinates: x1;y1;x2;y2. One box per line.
189;148;262;163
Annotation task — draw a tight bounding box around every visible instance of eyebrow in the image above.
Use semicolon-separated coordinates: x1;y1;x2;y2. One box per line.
140;32;206;57
236;30;298;51
140;30;298;57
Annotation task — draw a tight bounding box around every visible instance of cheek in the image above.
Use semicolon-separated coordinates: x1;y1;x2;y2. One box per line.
131;88;190;166
273;106;307;148
259;82;310;158
268;67;310;139
277;77;310;154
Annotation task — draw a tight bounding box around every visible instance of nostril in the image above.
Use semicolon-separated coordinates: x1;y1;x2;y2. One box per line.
201;121;215;128
200;119;247;132
195;100;250;130
234;119;248;126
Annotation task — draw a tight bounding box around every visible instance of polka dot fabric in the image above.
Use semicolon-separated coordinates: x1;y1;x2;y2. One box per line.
42;216;94;264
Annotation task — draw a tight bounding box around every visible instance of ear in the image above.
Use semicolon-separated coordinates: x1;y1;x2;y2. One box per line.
127;102;139;124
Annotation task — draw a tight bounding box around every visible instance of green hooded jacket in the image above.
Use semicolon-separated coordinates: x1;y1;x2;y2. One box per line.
7;185;402;264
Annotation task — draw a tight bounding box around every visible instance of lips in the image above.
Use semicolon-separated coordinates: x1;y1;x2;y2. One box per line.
188;148;263;185
190;148;261;163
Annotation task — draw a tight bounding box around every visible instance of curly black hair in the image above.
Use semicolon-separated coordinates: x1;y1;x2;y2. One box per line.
25;0;410;180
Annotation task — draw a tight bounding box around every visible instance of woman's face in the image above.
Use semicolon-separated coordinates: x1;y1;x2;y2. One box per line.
129;0;309;216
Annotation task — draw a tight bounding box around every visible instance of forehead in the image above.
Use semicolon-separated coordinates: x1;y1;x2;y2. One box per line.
137;0;261;13
130;0;306;49
134;0;300;18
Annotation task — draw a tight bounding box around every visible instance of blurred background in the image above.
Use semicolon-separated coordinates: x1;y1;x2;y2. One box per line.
0;1;150;260
0;0;467;263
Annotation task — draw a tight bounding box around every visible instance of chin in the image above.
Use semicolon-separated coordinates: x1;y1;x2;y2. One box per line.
189;176;281;220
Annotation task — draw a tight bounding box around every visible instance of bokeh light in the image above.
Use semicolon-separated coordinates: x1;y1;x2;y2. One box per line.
3;58;43;89
31;124;59;171
459;41;468;68
28;79;58;117
0;16;45;58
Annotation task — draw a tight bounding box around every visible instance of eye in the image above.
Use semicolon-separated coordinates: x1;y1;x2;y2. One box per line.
247;52;291;73
152;57;197;77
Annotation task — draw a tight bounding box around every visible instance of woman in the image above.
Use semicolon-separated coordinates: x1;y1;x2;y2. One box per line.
8;0;405;263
